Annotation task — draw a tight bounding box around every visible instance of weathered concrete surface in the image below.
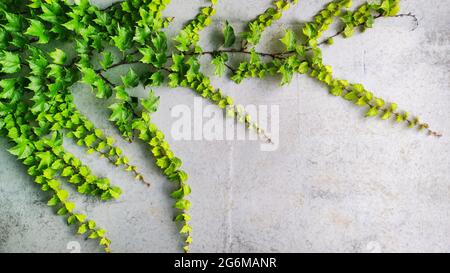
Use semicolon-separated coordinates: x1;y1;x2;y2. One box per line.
0;0;449;252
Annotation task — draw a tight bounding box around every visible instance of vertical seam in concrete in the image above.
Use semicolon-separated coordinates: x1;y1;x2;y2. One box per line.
224;143;234;252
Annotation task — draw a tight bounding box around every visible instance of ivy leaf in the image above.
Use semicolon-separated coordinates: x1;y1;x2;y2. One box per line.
139;47;155;64
61;167;74;177
366;107;379;117
0;51;21;74
112;25;132;51
25;19;49;44
109;102;130;123
121;68;139;87
75;214;86;223
39;3;60;24
65;202;75;212
211;54;228;77
141;91;160;114
223;21;236;48
8;137;34;160
298;61;309;74
175;199;191;210
109;187;122;199
280;29;296;51
84;134;97;147
149;71;164;86
343;25;354;38
56;189;69;201
47;195;59;206
4;12;22;32
50;48;67;65
0;78;16;99
36;151;54;169
78;224;88;234
80;67;98;85
95;79;112;99
100;51;113;70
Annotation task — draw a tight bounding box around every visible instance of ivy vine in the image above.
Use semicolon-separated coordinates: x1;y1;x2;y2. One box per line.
0;0;441;253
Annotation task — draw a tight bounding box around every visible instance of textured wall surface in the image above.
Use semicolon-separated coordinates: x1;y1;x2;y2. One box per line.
0;0;449;253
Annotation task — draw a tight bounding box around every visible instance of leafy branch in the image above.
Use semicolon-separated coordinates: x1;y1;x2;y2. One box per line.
0;0;441;254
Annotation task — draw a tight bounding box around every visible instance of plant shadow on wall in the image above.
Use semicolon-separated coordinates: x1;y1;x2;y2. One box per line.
0;0;442;252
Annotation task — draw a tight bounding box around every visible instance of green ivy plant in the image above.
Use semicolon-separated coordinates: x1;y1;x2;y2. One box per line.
0;0;441;253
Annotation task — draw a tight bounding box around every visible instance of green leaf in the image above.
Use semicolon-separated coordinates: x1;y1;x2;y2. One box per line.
84;134;96;147
65;202;75;212
149;71;164;86
180;224;192;234
8;138;34;160
139;47;155;64
109;187;122;199
381;111;392;120
211;54;228;77
174;213;191;222
95;79;112;99
4;12;22;32
61;167;73;177
99;237;110;246
56;189;69;201
100;51;113;70
78;224;88;234
0;51;21;74
25;19;49;44
141;91;160;114
109;102;130;123
47;195;59;206
223;21;236;48
343;25;354;38
174;199;191;210
80;67;98;85
67;215;77;225
50;48;67;65
298;62;309;74
280;29;296;51
36;151;53;169
112;25;132;51
121;69;139;87
57;207;68;215
75;214;86;223
39;3;60;23
366;107;379;117
88;220;96;229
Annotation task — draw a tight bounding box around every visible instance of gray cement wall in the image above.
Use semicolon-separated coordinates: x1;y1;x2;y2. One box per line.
0;0;449;253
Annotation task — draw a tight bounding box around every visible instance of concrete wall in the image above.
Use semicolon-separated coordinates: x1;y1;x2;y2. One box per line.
0;0;449;253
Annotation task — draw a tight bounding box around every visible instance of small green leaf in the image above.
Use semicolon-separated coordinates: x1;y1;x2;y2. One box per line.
280;29;296;51
100;51;113;70
78;224;88;234
50;48;67;65
174;199;191;210
366;107;379;117
223;21;236;48
25;19;49;44
0;51;21;73
47;195;59;206
56;189;69;201
65;202;75;212
88;220;96;229
141;91;160;114
121;68;139;87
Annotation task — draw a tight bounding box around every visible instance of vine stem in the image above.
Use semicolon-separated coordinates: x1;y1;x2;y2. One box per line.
98;150;151;187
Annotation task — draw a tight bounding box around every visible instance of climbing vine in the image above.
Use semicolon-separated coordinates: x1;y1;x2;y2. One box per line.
0;0;441;253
